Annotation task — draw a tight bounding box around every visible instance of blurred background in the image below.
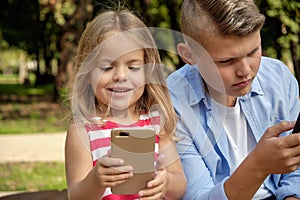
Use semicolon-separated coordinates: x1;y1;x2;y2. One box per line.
0;0;299;198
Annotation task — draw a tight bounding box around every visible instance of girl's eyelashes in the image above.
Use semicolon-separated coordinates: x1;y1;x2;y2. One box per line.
128;61;144;70
129;65;142;71
99;65;113;71
98;64;143;71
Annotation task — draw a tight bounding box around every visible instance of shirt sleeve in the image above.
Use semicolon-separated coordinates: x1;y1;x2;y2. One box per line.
275;59;300;199
259;57;300;199
175;117;229;200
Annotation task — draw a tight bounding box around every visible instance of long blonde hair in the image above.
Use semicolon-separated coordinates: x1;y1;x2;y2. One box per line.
71;9;177;136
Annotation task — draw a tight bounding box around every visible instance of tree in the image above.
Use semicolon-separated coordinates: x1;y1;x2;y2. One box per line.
53;0;93;100
1;0;298;101
127;0;184;71
0;0;44;84
259;0;300;88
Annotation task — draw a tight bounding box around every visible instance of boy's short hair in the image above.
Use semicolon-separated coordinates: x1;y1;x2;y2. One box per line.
181;0;265;45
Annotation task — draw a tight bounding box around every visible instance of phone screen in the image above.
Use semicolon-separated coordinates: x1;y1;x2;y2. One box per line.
292;113;300;134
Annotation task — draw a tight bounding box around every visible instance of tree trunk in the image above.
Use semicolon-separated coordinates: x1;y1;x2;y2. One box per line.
54;0;93;101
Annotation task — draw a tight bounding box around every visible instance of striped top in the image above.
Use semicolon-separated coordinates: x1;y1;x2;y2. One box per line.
85;111;160;200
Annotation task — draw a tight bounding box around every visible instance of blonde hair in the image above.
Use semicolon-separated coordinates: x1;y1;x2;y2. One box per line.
181;0;265;45
71;10;177;136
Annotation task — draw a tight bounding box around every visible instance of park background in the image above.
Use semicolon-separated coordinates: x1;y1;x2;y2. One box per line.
0;0;299;199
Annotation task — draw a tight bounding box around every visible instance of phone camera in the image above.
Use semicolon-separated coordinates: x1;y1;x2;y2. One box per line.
119;132;129;136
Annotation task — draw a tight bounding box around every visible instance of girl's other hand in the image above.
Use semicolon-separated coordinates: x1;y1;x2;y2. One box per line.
138;154;168;200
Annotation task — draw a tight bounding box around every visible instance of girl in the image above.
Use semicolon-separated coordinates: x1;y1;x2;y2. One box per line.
65;9;186;200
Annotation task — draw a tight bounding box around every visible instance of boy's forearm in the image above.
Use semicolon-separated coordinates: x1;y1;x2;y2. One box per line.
224;153;267;200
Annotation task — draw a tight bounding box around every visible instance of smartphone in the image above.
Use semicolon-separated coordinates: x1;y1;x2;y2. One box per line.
110;127;156;194
292;113;300;134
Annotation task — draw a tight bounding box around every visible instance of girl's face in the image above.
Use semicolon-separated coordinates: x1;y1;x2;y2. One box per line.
90;35;146;114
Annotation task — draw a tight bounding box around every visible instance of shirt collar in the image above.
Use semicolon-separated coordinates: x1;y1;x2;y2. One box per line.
187;65;207;106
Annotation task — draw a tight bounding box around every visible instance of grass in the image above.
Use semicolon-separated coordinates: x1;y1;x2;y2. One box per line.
0;117;67;134
0;102;68;134
0;77;68;193
0;162;67;191
0;79;69;134
0;83;54;96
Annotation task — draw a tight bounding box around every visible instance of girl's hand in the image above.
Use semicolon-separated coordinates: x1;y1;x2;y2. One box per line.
138;168;169;200
138;154;169;200
94;151;134;188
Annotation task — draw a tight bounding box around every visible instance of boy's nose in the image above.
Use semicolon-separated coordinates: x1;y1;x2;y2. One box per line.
236;58;251;77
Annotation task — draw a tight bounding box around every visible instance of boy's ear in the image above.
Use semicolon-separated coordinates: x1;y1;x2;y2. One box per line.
177;43;196;65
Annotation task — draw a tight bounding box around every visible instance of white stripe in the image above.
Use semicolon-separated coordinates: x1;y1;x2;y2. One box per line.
103;188;112;197
88;129;110;141
139;110;159;120
151;110;160;117
92;146;111;161
155;143;159;153
139;113;150;120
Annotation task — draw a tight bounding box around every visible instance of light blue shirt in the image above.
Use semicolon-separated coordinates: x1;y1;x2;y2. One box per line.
167;56;300;200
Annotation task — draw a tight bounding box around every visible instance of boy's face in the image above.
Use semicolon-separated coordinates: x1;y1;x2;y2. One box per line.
203;31;262;97
90;35;146;113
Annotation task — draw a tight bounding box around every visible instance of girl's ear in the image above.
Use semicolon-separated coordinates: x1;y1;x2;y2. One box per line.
177;43;196;65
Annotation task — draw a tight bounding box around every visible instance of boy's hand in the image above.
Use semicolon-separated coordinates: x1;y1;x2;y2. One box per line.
252;121;300;176
285;196;300;200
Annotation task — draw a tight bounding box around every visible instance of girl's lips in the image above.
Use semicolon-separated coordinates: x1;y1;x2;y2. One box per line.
108;87;133;97
233;79;251;88
108;88;132;92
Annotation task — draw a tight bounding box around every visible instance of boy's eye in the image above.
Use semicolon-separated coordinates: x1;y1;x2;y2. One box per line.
219;59;233;64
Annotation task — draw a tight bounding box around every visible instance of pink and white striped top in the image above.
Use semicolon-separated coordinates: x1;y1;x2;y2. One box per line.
85;111;160;200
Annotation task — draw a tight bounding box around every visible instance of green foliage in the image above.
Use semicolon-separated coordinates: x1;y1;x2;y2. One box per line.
0;102;67;134
0;83;67;134
259;0;300;78
266;0;299;35
0;49;26;72
0;83;53;96
0;162;66;191
40;0;77;26
0;0;42;55
0;0;299;92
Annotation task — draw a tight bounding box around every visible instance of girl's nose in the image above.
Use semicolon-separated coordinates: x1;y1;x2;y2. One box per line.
113;67;127;82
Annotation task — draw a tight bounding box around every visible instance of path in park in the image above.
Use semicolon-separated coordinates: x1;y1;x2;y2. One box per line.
0;132;66;198
0;132;66;162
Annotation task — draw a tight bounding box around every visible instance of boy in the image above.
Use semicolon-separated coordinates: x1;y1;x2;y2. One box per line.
167;0;300;199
